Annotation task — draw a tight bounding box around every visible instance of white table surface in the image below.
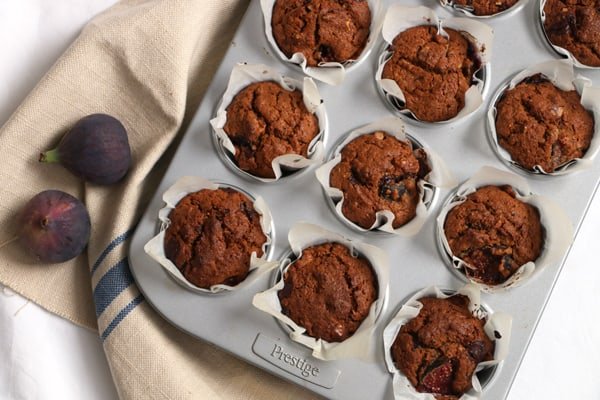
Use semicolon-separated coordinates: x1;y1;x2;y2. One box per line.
1;1;598;399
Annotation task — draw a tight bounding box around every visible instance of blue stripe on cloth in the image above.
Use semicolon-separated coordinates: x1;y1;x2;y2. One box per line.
91;229;134;275
101;293;144;341
93;257;134;318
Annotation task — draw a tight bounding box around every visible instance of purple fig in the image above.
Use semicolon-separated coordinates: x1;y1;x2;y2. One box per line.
39;113;131;185
18;190;91;263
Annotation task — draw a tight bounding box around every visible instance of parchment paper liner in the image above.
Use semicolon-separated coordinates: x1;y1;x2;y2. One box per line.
143;176;278;294
315;116;456;235
383;284;513;400
260;0;385;85
486;60;600;176
209;63;327;182
439;0;527;19
252;222;389;361
436;166;574;293
375;6;494;124
539;0;600;70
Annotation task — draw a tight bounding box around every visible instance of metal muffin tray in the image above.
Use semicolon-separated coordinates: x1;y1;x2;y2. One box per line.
129;1;600;399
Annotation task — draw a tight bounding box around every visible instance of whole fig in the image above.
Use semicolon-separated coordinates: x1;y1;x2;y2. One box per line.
39;113;131;185
18;190;91;263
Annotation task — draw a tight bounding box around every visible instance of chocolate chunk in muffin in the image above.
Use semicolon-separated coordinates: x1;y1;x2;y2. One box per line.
543;0;600;67
271;0;371;67
164;188;266;288
495;73;594;172
223;81;320;178
329;131;430;229
381;25;480;122
391;295;495;399
451;0;519;16
443;185;544;285
278;242;378;342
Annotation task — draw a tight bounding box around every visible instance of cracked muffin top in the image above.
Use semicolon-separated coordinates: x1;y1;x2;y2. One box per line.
381;25;480;122
278;242;378;342
329;131;430;230
164;188;266;288
223;81;320;178
443;185;544;285
495;74;594;173
451;0;519;16
543;0;600;67
391;295;495;399
271;0;371;67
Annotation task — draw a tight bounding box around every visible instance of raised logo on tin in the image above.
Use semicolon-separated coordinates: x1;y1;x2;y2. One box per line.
252;333;341;389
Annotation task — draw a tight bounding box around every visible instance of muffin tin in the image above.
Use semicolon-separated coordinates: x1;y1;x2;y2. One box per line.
129;1;600;399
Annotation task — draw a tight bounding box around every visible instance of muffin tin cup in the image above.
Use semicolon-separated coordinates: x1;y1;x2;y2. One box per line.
435;166;574;293
143;176;278;294
252;222;390;361
315;116;456;235
486;60;600;176
382;284;513;400
375;5;494;125
538;0;600;70
260;0;385;85
438;0;527;19
209;63;328;183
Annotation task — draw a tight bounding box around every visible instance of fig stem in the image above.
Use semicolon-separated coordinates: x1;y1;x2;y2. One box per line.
0;235;18;250
39;148;60;163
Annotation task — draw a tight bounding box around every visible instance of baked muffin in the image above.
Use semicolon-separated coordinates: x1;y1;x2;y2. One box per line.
443;185;544;285
164;188;266;288
451;0;519;16
278;242;378;342
329;131;430;229
223;81;319;179
271;0;371;67
391;295;495;399
543;0;600;67
381;25;480;122
495;74;594;172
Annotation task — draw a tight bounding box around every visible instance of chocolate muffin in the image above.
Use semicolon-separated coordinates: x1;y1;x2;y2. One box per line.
443;185;544;285
278;242;378;342
495;74;594;172
164;188;267;288
223;81;320;178
391;295;495;399
543;0;600;67
271;0;371;67
329;131;430;229
451;0;519;16
381;25;480;122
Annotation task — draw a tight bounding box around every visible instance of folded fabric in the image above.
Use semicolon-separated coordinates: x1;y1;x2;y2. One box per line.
0;0;316;398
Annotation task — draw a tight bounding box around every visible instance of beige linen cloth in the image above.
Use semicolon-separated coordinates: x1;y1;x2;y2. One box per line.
0;0;316;398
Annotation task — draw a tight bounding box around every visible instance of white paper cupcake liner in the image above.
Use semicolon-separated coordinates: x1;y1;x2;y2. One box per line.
436;166;574;293
486;60;600;176
539;0;600;70
439;0;527;19
260;0;385;85
143;176;279;294
382;283;512;400
209;63;327;182
315;116;456;235
252;222;389;361
375;5;494;124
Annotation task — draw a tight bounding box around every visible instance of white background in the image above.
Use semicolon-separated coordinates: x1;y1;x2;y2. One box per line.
0;1;598;399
